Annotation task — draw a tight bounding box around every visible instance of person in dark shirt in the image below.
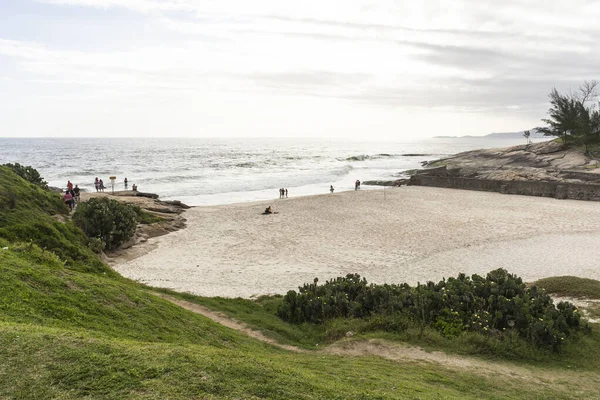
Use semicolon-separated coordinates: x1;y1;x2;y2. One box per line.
73;185;80;203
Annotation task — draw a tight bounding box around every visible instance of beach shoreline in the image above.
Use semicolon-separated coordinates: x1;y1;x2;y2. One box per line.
113;186;600;298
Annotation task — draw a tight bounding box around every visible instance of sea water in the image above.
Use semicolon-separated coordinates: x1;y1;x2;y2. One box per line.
0;137;544;206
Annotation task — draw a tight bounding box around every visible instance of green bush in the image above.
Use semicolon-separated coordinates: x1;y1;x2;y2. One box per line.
1;163;47;188
278;269;588;350
73;197;138;251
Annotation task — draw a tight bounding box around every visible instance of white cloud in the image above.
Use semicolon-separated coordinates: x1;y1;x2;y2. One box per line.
1;0;598;138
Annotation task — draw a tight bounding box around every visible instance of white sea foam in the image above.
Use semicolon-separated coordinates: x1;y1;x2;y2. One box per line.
0;136;546;206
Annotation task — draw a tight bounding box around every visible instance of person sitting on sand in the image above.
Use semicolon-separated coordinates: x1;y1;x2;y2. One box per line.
263;206;279;215
132;184;137;191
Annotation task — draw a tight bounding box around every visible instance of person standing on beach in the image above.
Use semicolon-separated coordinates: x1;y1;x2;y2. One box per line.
99;179;105;192
285;188;288;198
124;177;128;188
94;177;99;192
330;185;334;193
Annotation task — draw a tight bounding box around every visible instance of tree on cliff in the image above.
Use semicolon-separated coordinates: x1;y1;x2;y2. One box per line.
538;81;600;151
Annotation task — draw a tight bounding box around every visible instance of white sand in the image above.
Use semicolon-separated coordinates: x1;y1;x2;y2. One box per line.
115;187;600;298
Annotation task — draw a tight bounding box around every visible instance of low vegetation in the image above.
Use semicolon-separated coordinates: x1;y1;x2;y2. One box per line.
2;165;600;398
0;166;107;273
1;162;48;188
534;276;600;299
278;271;586;350
73;197;139;251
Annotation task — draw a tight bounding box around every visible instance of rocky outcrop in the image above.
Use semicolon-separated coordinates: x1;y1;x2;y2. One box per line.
421;141;600;183
408;141;600;201
363;179;409;187
78;191;189;261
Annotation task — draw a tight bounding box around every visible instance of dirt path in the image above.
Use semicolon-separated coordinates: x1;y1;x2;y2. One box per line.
153;292;598;386
152;293;304;352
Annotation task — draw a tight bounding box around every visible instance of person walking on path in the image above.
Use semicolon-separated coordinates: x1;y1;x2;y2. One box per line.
63;191;73;211
99;179;105;192
73;185;80;203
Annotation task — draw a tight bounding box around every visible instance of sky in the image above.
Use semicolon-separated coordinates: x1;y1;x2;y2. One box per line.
0;0;599;140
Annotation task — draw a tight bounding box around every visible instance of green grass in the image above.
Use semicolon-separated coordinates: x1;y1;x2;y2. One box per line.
152;288;600;373
535;276;600;299
137;210;164;224
0;166;109;274
131;205;164;225
4;244;595;399
5;323;593;400
2;166;600;398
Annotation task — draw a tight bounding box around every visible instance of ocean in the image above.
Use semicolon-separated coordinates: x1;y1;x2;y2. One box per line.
0;137;543;206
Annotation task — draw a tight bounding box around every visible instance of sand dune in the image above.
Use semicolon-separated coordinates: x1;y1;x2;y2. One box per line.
115;187;600;298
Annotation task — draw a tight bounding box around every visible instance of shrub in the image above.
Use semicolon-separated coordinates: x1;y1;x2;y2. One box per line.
1;163;47;188
87;237;106;253
73;197;138;250
278;269;588;350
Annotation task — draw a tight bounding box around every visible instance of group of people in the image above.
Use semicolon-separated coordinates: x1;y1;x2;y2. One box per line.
93;177;137;192
63;181;80;211
94;177;105;192
124;177;138;190
63;176;139;212
264;179;360;215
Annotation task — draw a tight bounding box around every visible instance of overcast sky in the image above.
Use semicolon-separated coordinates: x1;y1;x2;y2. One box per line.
1;0;599;139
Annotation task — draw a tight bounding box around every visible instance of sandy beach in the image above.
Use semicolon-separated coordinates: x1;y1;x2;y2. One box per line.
115;186;600;298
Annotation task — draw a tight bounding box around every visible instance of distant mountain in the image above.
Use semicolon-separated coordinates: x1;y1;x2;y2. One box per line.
435;129;546;139
484;129;546;139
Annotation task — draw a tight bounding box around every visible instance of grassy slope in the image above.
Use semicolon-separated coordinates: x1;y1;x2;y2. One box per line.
0;166;108;274
156;288;600;371
1;167;599;399
534;276;600;299
3;242;577;399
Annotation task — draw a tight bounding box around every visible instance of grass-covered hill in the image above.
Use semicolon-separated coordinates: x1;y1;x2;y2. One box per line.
1;166;600;399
